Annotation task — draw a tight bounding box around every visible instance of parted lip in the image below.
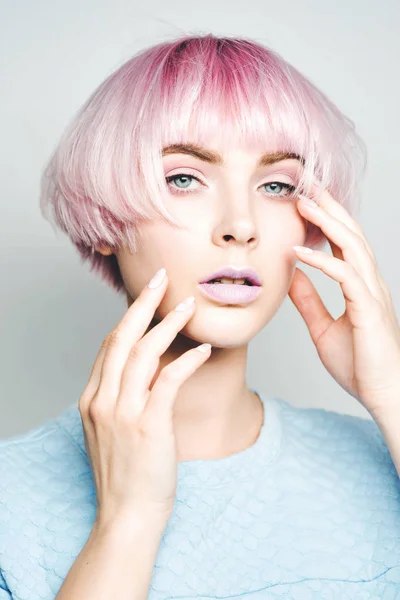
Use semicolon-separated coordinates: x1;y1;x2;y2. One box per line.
199;266;262;286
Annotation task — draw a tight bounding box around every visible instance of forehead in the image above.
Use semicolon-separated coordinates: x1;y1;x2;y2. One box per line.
161;143;305;168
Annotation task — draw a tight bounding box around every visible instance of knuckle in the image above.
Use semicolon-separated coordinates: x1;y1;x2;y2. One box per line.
107;329;123;349
88;397;111;423
127;342;142;362
78;392;91;416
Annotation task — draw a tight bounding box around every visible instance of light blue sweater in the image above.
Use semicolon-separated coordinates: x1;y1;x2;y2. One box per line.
1;390;400;599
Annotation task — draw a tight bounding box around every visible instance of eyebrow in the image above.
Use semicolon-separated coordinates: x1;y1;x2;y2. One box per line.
161;143;305;167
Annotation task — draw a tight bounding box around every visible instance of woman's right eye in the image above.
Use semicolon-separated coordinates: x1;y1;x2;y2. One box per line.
165;174;202;195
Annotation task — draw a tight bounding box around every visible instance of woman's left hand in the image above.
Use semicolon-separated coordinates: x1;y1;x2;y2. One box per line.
288;181;400;422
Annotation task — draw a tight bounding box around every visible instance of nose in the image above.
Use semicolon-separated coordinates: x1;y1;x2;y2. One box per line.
214;212;259;247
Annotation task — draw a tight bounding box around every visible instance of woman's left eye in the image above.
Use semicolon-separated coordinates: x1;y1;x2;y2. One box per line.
165;174;296;197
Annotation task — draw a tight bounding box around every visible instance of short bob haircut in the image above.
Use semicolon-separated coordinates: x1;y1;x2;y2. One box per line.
40;33;367;296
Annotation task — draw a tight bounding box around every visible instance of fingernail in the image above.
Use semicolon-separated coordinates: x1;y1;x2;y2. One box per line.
293;245;313;254
147;268;167;289
197;343;212;354
175;296;195;311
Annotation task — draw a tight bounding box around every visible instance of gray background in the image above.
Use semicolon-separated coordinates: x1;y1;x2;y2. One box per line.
1;0;399;438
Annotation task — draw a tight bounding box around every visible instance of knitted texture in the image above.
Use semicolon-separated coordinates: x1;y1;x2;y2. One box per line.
0;391;399;599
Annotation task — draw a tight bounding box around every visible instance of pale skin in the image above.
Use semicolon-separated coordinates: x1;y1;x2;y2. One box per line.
96;141;307;462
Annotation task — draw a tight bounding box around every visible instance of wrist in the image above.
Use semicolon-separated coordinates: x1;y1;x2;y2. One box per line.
93;508;170;543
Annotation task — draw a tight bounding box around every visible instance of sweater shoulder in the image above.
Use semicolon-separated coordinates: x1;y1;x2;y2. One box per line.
0;406;93;598
0;404;89;511
275;396;397;475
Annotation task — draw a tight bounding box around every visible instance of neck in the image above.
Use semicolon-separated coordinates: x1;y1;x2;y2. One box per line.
148;328;264;462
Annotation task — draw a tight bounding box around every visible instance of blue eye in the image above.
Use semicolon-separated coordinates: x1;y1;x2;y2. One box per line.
262;181;296;197
166;174;194;191
165;174;296;197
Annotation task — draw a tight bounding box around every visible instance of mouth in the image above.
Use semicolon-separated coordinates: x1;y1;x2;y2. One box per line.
199;266;262;287
207;278;254;286
197;280;262;305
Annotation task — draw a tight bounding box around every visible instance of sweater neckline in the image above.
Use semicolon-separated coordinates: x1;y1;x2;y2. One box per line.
175;389;282;490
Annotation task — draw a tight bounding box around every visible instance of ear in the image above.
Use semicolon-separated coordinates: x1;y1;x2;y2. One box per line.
95;246;114;256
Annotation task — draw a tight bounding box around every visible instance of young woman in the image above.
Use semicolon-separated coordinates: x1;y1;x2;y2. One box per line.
1;33;400;600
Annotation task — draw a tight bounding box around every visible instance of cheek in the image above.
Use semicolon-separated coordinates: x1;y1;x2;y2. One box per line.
115;223;176;290
137;222;182;254
133;223;196;278
260;211;306;279
266;208;307;243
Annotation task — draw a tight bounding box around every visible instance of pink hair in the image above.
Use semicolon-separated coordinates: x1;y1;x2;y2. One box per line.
40;33;367;295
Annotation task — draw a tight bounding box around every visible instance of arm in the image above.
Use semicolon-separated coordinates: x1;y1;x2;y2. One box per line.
55;514;168;600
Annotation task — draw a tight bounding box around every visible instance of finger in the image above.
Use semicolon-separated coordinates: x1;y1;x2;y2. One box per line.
297;196;383;301
98;269;169;398
145;343;212;425
293;248;382;327
117;297;198;413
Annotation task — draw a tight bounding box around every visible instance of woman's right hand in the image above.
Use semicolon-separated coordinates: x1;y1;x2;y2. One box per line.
78;268;212;530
